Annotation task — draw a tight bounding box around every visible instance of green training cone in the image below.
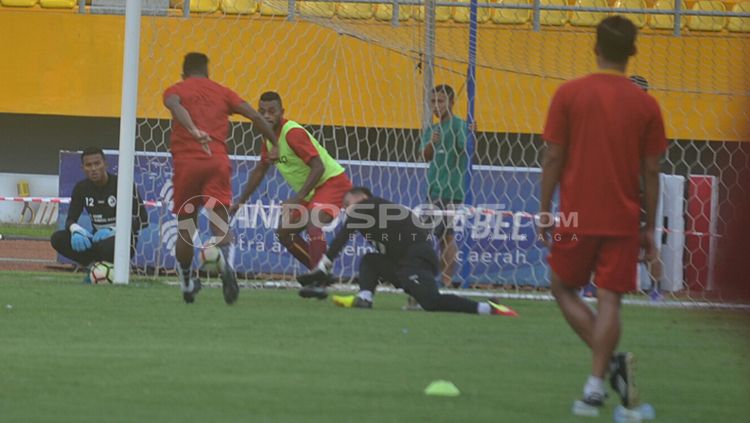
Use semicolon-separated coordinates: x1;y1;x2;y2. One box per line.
424;380;460;397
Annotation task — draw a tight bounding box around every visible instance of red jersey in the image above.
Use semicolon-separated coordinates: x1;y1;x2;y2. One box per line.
163;77;244;160
260;119;319;163
543;72;667;235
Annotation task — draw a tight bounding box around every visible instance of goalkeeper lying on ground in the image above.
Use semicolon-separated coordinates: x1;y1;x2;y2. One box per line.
297;186;517;316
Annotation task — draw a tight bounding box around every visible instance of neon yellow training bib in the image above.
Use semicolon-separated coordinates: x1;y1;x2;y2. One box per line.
266;120;345;201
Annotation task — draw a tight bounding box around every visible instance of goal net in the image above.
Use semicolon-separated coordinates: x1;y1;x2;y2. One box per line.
85;0;748;301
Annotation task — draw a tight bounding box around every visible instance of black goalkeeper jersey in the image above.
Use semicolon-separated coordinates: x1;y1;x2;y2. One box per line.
326;196;433;263
66;173;148;234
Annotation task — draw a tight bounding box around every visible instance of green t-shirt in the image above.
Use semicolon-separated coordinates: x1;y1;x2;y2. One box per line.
420;115;468;202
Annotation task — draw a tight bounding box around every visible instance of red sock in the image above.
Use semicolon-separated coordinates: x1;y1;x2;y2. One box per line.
307;225;327;268
281;234;312;269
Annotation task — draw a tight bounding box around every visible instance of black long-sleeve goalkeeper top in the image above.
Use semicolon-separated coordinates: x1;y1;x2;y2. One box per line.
326;196;433;263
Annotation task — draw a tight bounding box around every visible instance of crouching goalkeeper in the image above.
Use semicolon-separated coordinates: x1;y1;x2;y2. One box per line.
297;186;517;316
50;147;148;283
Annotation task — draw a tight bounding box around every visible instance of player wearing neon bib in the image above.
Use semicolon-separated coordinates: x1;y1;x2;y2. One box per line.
266;120;346;202
233;92;353;299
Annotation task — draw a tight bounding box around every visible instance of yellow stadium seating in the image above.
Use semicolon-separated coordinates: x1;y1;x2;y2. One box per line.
688;0;726;31
453;0;492;23
650;0;685;29
188;0;219;12
413;1;453;21
1;0;38;6
336;2;374;18
259;0;288;15
490;0;531;24
298;0;335;17
614;0;647;27
727;1;750;32
221;0;258;13
374;4;413;20
540;0;568;25
570;0;607;26
40;0;76;7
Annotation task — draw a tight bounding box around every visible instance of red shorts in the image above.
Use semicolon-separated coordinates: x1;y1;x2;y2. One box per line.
547;233;639;293
172;157;232;216
288;173;352;222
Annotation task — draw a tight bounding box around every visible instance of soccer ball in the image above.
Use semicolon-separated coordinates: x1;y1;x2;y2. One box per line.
199;245;225;273
89;261;114;284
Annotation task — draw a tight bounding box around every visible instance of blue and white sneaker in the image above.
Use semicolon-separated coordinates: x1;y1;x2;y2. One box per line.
82;266;92;285
572;391;606;417
649;289;663;302
581;283;597;298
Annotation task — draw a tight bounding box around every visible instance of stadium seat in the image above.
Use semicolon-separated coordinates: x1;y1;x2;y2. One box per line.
259;0;288;15
40;0;76;7
688;0;726;31
614;0;647;28
727;1;750;32
189;0;219;12
374;4;413;20
336;2;374;18
453;0;492;23
650;0;685;29
540;0;568;25
297;0;335;17
569;0;607;26
490;0;531;24
0;0;38;6
221;0;258;13
413;1;452;21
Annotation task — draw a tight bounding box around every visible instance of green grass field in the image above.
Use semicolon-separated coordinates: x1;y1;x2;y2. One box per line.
0;223;56;239
1;271;748;423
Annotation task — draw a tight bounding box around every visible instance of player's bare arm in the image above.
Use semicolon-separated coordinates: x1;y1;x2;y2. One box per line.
538;142;566;246
230;159;271;215
163;94;212;156
641;154;661;260
233;101;280;160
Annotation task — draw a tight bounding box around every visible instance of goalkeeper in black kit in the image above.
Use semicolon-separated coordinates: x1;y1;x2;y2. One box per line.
297;187;517;316
50;148;148;282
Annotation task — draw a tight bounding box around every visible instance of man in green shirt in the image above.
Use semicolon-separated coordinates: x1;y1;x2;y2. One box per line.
421;84;469;287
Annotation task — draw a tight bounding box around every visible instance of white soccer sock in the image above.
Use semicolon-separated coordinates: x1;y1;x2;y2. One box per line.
477;302;491;315
584;376;605;397
176;262;191;286
218;243;235;271
357;290;373;302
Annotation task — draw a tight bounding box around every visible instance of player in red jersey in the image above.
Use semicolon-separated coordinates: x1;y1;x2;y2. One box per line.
538;17;667;415
163;52;278;305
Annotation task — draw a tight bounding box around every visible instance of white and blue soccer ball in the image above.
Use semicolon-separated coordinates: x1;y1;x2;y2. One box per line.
199;245;225;274
89;261;114;284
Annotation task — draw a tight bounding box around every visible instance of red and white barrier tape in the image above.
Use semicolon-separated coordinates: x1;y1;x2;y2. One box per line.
0;196;70;204
0;196;162;208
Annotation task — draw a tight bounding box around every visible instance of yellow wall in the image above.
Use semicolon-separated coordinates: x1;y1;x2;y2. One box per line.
1;10;748;141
